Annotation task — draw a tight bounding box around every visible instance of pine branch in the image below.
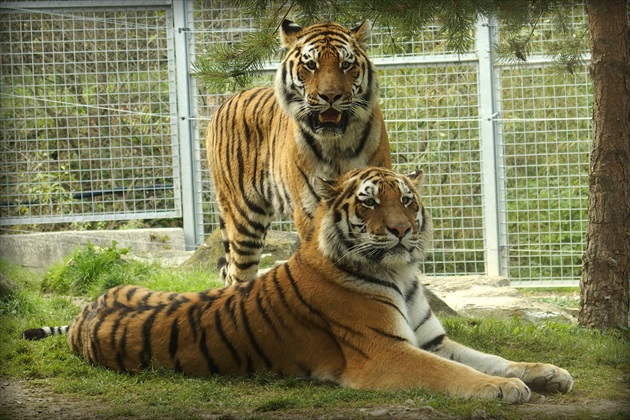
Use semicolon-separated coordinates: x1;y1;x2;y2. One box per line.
192;0;591;88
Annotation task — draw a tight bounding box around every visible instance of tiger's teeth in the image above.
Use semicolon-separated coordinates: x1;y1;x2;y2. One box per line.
318;110;342;124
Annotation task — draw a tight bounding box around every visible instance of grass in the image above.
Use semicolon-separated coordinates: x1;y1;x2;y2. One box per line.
1;245;629;419
519;287;581;310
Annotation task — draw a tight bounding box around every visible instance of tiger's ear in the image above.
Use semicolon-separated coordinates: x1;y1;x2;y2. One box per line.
351;20;371;49
314;177;339;204
279;19;303;47
406;168;425;189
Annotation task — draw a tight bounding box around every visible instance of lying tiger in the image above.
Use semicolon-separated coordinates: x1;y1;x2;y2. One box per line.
23;167;573;403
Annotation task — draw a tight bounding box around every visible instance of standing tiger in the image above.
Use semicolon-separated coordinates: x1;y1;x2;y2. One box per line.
23;167;573;402
207;20;391;284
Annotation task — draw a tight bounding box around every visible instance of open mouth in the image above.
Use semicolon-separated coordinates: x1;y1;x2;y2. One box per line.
308;109;348;132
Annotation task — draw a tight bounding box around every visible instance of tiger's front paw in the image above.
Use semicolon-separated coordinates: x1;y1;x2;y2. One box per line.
464;377;531;404
509;363;573;394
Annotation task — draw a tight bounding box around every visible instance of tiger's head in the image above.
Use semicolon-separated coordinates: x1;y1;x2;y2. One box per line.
274;20;377;138
315;167;432;275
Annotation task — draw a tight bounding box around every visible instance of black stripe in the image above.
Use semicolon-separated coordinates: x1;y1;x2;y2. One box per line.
229;241;258;257
139;290;152;307
186;306;200;342
344;117;373;159
295;165;318;221
166;296;189;316
235;145;267;216
335;263;403;297
239;299;271;368
125;286;139;301
266;270;292;332
169;318;179;360
369;326;408;342
90;307;116;364
109;308;130;348
285;261;364;338
255;287;281;340
233;259;260;271
300;30;349;46
199;330;219;374
404;281;420;304
361;63;375;106
421;334;445;351
299;128;325;162
140;304;165;368
414;309;433;332
224;295;238;328
116;352;126;372
370;296;408;322
234;238;265;250
119;325;128;358
214;311;242;367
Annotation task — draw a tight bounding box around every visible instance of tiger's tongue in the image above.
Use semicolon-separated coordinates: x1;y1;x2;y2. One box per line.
318;109;342;124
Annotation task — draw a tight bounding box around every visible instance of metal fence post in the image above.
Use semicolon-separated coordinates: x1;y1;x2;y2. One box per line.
475;16;505;277
172;0;204;250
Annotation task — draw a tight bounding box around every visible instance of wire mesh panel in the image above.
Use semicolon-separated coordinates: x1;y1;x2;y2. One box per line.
496;5;591;285
0;4;179;226
499;66;591;285
379;63;484;275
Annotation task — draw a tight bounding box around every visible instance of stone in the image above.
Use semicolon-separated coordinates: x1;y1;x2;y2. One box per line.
421;282;459;318
182;230;299;272
422;275;577;323
0;273;18;298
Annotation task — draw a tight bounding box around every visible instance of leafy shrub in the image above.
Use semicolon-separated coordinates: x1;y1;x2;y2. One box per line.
42;241;130;296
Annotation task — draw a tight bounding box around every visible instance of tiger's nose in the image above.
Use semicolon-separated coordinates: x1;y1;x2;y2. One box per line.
387;224;411;239
319;92;342;104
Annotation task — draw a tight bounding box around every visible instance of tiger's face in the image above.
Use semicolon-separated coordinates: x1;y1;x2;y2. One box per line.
317;168;432;270
274;20;377;138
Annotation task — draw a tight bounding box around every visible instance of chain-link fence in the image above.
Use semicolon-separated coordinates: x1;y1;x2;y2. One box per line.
1;1;592;285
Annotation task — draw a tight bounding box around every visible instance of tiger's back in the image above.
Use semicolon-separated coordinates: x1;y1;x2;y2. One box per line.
64;278;346;378
207;20;391;284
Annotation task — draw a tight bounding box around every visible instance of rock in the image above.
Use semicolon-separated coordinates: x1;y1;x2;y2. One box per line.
423;275;577;323
421;283;459;318
0;272;18;298
182;230;299;272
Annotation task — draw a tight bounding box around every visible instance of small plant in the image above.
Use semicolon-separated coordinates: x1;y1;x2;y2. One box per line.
42;241;130;296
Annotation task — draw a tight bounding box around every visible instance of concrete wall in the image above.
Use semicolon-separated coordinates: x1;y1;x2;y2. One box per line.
0;228;186;271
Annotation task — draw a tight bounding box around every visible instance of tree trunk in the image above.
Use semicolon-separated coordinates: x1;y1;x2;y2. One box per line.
579;0;630;329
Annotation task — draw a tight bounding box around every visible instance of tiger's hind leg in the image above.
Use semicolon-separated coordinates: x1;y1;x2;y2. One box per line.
216;203;273;285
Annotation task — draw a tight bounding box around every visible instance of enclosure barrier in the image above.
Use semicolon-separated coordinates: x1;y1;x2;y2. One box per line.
0;1;591;286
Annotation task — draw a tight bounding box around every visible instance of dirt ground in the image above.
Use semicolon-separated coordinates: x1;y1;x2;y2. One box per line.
2;379;629;419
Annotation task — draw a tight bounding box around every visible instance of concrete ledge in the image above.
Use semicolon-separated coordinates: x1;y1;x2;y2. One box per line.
0;228;186;272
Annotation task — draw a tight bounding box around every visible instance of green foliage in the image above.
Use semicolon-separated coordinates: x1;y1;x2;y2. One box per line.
192;0;590;89
191;13;282;90
41;241;131;296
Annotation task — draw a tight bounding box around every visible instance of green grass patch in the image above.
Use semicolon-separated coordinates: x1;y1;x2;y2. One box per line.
1;249;629;419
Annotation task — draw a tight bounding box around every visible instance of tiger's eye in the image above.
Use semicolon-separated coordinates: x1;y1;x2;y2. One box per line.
341;61;353;71
305;60;317;71
363;198;377;208
401;196;412;206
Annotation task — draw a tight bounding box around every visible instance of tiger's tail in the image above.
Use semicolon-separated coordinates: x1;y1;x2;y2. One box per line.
22;326;69;340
